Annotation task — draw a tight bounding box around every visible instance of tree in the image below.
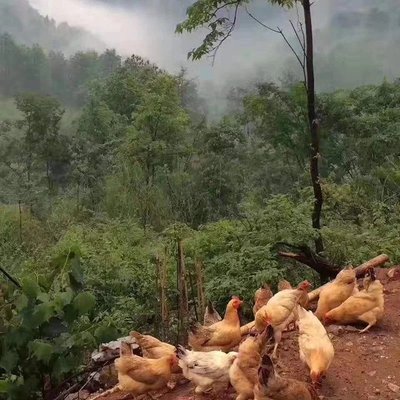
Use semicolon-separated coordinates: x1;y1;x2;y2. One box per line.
122;74;190;228
15;93;65;198
177;0;325;265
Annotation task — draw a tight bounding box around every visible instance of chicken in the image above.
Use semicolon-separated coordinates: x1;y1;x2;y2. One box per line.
177;345;237;394
253;284;273;317
131;331;175;359
297;306;334;385
325;269;384;333
130;331;181;374
230;326;273;400
91;342;177;400
315;267;356;320
204;300;222;326
363;267;376;291
189;296;243;352
255;280;312;357
278;279;292;291
254;354;319;400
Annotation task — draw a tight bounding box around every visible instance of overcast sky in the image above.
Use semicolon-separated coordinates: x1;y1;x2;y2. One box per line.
27;0;400;100
27;0;328;82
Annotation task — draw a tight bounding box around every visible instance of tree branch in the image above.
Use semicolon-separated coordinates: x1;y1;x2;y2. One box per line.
245;8;305;72
0;267;21;288
210;3;240;65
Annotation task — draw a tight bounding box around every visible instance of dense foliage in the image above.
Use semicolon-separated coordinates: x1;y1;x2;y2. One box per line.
1;19;400;398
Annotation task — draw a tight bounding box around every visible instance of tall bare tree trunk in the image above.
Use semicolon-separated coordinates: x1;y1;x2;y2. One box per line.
177;240;189;343
303;0;324;263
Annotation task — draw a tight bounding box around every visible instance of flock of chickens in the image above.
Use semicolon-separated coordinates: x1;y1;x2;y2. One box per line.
91;266;385;400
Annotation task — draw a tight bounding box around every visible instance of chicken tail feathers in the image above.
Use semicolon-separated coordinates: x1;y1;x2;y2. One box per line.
176;345;187;360
207;299;215;312
257;324;274;345
258;354;274;386
189;321;202;334
130;331;142;341
119;341;133;357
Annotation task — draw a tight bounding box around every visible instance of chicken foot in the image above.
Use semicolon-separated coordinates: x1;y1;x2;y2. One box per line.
358;309;379;333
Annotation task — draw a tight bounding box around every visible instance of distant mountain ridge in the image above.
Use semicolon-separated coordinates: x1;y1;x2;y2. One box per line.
0;0;105;54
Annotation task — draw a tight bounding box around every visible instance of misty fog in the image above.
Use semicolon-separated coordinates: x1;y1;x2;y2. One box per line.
28;0;400;115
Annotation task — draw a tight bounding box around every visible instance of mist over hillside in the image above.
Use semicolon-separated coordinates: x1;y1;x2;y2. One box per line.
0;0;105;54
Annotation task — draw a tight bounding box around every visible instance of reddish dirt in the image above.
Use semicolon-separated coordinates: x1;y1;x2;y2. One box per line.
93;269;400;400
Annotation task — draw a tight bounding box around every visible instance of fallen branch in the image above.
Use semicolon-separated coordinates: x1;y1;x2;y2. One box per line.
276;242;340;279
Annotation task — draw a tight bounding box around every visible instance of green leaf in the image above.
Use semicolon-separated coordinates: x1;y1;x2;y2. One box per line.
63;304;78;324
52;354;77;379
0;351;19;372
94;325;119;344
15;294;28;311
69;255;84;291
72;292;96;314
21;278;41;299
29;340;53;364
0;380;10;393
32;303;54;326
37;292;50;303
54;290;74;312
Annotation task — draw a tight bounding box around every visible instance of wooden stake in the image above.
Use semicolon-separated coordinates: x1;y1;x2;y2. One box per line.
195;259;206;320
177;240;189;343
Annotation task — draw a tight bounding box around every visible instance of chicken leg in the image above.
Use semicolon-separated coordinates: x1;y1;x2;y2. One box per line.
358;309;379;333
272;329;282;359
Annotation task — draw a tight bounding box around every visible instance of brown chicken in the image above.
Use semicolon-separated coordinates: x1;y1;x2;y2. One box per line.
204;300;222;326
254;354;319;400
91;342;177;400
255;281;311;358
230;327;273;400
189;296;243;352
253;284;273;317
315;267;356;320
131;331;175;359
278;279;292;291
325;269;384;333
130;331;181;374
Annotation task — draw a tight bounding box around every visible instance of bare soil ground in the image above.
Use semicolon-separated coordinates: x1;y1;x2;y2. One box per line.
94;269;400;400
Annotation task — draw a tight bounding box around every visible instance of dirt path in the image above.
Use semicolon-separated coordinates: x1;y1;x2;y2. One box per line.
95;270;400;400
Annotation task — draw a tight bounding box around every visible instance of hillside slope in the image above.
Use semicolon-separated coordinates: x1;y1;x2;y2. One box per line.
96;268;400;400
0;0;104;54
